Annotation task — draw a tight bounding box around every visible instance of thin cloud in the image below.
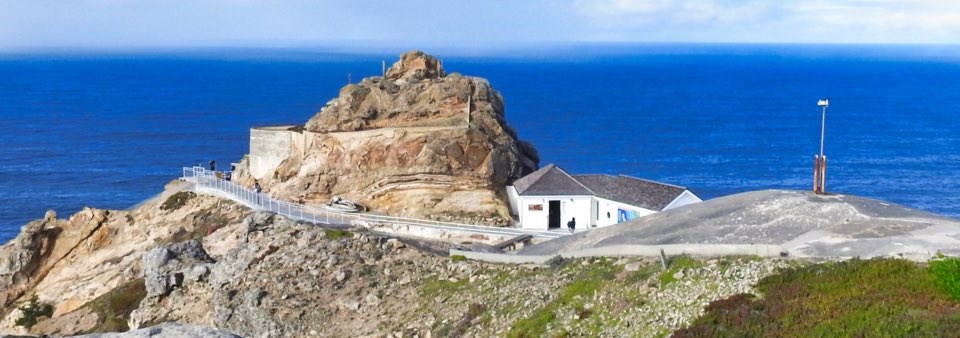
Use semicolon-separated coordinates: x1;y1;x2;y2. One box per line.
1;0;958;49
572;0;960;43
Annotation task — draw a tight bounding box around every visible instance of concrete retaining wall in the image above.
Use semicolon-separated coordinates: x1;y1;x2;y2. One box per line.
249;126;322;180
365;222;522;246
565;244;784;258
250;126;296;179
450;249;556;264
451;243;784;264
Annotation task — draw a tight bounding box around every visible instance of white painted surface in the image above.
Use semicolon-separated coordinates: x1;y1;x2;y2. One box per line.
594;197;655;227
512;189;702;229
517;195;592;231
663;190;703;210
506;186;520;217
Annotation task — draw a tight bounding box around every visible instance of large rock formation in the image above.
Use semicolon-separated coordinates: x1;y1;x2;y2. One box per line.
251;51;538;226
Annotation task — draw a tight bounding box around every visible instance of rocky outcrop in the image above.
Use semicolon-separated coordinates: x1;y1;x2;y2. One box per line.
141;240;214;300
0;211;60;309
0;186;865;337
0;180;251;336
124;210;795;337
246;51;538;226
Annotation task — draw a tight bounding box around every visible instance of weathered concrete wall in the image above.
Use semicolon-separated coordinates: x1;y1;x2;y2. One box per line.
451;243;785;264
564;244;783;258
450;249;555;264
249;126;299;180
366;222;521;245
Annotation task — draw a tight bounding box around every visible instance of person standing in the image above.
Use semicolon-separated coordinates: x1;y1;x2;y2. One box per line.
254;180;262;205
225;164;236;181
567;217;576;233
209;160;216;171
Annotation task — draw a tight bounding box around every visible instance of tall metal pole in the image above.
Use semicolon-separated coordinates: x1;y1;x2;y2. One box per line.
815;98;829;194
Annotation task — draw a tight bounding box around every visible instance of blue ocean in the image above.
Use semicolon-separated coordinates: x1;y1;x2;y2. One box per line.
2;44;959;242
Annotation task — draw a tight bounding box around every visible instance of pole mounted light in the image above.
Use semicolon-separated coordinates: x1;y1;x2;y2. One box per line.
814;98;829;194
817;98;829;158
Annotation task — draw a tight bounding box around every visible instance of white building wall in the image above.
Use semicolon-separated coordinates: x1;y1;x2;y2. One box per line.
594;197;655;227
663;190;703;210
518;195;593;231
506;186;520;217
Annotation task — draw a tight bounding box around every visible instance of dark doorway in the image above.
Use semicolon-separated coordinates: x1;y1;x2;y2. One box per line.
548;200;561;229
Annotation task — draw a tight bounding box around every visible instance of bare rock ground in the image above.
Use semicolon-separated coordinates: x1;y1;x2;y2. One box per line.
520;189;960;260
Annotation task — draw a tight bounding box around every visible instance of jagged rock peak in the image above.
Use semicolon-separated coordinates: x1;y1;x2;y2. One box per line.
385;50;445;81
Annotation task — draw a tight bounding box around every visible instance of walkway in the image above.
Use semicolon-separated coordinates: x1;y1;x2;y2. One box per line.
180;167;567;240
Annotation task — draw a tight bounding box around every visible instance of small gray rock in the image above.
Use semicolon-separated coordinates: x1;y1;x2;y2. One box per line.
365;293;381;306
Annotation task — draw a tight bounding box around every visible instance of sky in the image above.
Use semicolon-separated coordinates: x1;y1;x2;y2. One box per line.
2;0;959;51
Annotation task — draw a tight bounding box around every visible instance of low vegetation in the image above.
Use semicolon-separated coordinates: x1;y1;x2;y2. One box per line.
160;191;196;211
507;258;621;338
675;258;960;337
81;279;147;333
324;229;353;240
659;254;702;288
15;295;54;329
930;254;960;301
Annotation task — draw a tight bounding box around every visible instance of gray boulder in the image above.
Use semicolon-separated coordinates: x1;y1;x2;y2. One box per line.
142;240;215;298
71;321;240;337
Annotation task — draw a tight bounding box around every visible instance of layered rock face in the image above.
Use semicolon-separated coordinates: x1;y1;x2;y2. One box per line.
256;51;538;226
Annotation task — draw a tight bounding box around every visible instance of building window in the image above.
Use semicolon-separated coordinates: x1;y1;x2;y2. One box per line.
528;204;543;211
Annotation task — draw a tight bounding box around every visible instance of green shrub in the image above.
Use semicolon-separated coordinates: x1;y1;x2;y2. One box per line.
161;191;196;211
14;295;53;329
420;277;470;299
83;279;147;333
930;256;960;301
660;254;701;288
676;258;960;337
451;255;467;262
324;229;352;240
507;259;619;338
627;263;660;284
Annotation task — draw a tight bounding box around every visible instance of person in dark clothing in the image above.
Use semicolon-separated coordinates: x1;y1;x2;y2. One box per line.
254;180;262;205
209;160;216;171
567;217;576;233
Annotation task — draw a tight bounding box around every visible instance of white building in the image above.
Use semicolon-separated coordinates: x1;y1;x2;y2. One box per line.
506;164;702;230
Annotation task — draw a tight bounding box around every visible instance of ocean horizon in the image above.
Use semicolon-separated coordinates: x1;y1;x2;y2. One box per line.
2;43;959;242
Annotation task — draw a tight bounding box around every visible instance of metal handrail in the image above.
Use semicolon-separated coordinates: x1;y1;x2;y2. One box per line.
180;167;565;239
